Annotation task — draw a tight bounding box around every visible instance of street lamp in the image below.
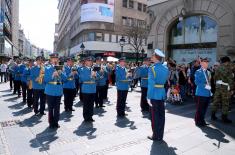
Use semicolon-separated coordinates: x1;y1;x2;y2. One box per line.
119;36;125;57
80;43;85;58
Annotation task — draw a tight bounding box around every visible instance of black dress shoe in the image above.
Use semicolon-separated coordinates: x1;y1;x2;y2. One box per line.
69;109;75;111
99;105;105;108
54;124;60;128
147;136;158;141
40;112;46;115
89;118;95;122
195;123;204;127
34;112;39;116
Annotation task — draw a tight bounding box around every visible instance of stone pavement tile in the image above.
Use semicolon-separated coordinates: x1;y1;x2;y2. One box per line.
169;132;211;153
51;150;76;155
3;126;44;155
181;147;212;155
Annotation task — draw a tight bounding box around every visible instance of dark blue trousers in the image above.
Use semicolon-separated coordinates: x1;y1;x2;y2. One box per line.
47;95;61;126
195;96;210;125
140;87;149;111
63;88;76;110
33;89;46;114
150;99;165;140
95;86;105;107
83;93;95;120
117;90;128;116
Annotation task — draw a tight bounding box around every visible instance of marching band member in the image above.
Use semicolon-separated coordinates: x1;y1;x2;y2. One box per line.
115;57;130;117
80;56;96;122
44;53;66;128
147;49;169;141
20;58;28;103
25;59;34;108
30;56;46;115
138;58;150;112
95;57;108;108
194;57;211;127
13;59;22;97
63;57;78;112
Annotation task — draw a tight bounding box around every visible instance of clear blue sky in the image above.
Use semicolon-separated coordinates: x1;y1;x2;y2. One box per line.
19;0;58;51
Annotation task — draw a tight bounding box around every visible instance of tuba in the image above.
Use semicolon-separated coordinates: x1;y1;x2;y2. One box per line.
38;65;45;84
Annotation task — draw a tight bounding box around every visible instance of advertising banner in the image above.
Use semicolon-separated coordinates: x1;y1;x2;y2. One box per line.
81;1;114;23
172;48;217;65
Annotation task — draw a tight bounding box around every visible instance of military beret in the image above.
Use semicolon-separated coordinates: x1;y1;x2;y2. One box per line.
220;56;231;63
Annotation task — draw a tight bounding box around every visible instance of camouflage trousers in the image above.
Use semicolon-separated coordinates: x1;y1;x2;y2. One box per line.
211;86;230;115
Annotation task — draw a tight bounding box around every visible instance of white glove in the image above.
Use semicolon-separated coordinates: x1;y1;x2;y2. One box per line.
205;84;211;90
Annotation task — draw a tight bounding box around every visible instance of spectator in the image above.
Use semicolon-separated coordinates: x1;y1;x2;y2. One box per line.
178;64;187;101
0;62;7;83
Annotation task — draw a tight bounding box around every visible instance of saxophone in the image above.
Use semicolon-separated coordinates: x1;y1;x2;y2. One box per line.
38;65;45;84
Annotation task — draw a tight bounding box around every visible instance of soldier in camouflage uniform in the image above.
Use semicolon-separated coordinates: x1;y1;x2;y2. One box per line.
211;56;234;123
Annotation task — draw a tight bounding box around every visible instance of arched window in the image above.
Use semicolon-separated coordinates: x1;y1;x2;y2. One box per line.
170;15;217;45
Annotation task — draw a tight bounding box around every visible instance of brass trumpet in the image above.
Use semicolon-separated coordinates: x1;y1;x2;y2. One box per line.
38;65;45;84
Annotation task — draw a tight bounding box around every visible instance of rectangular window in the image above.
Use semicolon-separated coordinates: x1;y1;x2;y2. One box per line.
122;16;127;25
104;33;110;42
129;0;134;9
111;34;117;42
96;33;103;41
87;32;95;41
143;4;147;12
122;0;128;8
138;3;142;11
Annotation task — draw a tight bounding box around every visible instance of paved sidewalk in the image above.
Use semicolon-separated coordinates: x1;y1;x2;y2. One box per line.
0;82;235;155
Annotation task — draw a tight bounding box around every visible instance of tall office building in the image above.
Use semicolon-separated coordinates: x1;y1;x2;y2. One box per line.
0;0;19;62
56;0;148;59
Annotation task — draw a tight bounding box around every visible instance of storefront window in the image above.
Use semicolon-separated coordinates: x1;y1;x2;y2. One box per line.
201;16;217;42
170;15;217;45
184;16;200;44
4;39;12;55
171;21;184;44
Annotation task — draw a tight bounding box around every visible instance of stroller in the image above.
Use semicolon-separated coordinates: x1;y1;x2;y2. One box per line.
167;85;183;104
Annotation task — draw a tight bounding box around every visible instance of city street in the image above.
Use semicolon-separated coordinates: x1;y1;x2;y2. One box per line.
0;82;235;155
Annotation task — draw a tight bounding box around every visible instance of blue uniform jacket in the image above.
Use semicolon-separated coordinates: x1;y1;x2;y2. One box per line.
138;65;149;88
194;68;211;97
115;65;129;91
30;66;45;90
62;65;77;89
22;67;30;84
96;69;108;86
80;66;96;94
147;63;169;100
44;65;66;96
77;66;83;84
20;64;26;82
13;65;21;81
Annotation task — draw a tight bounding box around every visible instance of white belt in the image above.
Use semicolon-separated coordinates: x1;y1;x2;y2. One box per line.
216;80;230;91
